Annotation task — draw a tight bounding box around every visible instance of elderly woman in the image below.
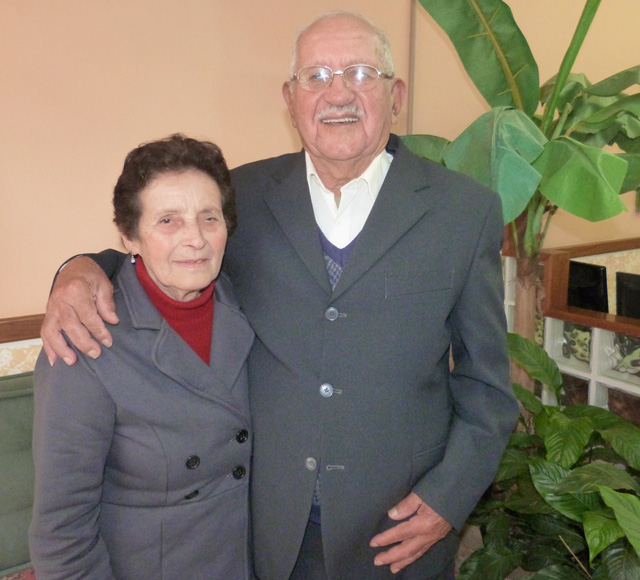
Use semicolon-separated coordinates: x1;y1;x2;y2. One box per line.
29;135;254;579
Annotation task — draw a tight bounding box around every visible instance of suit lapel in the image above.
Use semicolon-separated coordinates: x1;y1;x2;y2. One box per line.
332;140;433;298
263;153;333;295
259;140;434;299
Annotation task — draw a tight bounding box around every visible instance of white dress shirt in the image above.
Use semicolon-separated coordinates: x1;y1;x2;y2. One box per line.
306;150;393;249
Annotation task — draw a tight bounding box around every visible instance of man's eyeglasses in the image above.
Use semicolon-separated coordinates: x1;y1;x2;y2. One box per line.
292;64;393;93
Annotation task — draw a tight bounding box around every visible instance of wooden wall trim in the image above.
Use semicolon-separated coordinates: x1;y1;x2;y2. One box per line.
0;314;45;343
508;236;640;338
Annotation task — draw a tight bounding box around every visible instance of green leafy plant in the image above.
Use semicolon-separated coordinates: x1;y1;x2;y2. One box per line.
404;0;640;345
458;333;640;579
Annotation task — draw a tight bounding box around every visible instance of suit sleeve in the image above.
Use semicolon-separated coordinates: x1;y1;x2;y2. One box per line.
412;194;519;530
51;249;126;291
29;348;117;579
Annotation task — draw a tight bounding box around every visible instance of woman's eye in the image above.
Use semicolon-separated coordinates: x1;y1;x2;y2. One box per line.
159;218;172;224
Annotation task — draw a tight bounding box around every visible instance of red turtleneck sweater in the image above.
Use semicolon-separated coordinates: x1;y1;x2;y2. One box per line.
136;257;214;364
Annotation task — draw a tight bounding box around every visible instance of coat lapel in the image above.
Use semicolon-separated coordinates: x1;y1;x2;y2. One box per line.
258;138;434;300
119;263;252;418
263;153;334;295
333;138;433;298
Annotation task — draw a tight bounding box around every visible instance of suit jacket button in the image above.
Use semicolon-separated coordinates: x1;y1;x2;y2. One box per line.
186;455;200;469
236;429;249;443
305;457;317;470
184;490;199;500
233;465;246;479
325;307;340;321
319;383;333;397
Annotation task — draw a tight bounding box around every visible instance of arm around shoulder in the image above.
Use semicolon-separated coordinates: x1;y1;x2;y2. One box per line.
41;250;125;366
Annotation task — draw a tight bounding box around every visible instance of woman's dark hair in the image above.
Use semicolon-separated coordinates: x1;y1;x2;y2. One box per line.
113;134;236;238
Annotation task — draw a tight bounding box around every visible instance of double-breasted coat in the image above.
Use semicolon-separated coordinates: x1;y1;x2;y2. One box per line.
30;262;255;579
225;134;519;579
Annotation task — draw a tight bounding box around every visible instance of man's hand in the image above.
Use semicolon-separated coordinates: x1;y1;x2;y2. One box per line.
41;256;118;366
370;492;452;574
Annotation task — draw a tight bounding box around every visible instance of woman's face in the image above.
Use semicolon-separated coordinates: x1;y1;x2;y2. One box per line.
122;169;227;302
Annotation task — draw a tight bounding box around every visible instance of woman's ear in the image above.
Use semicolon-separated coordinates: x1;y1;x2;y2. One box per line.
121;234;140;256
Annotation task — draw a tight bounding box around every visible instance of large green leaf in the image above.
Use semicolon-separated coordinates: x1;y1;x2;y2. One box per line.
540;73;590;111
600;423;640;470
507;332;563;392
618;153;640;193
513;382;544;416
528;513;586;552
570;93;640;136
456;546;522;580
556;463;640;495
509;430;543;449
527;566;587;580
586;65;640;97
530;459;600;521
443;108;545;224
417;0;539;115
495;447;530;482
599;487;640;557
562;405;623;431
544;414;593;468
399;134;450;164
506;474;555;514
583;510;625;566
533;136;628;221
596;539;640;579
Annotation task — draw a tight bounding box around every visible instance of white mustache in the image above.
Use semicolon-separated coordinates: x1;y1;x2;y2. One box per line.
317;105;364;121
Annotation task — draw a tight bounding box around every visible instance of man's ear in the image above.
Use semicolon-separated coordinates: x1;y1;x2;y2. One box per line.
390;78;407;123
282;82;298;128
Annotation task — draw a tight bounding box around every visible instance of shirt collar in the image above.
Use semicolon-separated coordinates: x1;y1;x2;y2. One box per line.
305;149;393;203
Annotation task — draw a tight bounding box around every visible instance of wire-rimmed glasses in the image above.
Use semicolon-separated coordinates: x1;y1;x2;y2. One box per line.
292;64;394;92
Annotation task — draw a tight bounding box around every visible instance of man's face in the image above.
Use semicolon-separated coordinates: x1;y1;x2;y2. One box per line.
282;15;406;173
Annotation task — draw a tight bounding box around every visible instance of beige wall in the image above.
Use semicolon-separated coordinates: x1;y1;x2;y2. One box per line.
1;0;638;318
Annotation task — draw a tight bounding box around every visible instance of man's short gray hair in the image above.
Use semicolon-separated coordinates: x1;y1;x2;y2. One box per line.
289;11;395;79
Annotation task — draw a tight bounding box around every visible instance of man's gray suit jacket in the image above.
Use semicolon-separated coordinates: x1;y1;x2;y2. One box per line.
225;134;519;580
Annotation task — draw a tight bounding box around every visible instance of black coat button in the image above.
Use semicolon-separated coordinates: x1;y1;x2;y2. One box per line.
232;465;246;479
184;490;199;500
186;455;200;469
236;429;249;444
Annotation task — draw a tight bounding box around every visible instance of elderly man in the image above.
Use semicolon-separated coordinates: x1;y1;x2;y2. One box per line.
42;11;518;580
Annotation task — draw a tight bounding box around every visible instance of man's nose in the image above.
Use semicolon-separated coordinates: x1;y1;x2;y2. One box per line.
324;72;354;102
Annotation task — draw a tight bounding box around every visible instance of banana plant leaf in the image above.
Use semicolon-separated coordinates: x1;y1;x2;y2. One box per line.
400;134;449;164
570;93;640;136
532;137;628;221
540;73;590;112
417;0;539;116
618;153;640;193
586;65;640;97
442;107;545;224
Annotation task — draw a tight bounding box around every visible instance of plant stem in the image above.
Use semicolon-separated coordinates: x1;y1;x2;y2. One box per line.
540;0;602;137
559;535;592;578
